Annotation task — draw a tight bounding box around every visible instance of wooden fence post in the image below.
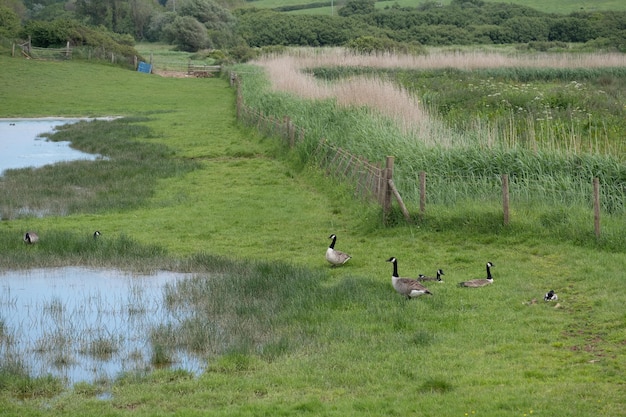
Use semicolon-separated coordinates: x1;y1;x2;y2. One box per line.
388;179;412;223
382;156;394;225
502;174;509;226
419;171;426;221
593;177;601;238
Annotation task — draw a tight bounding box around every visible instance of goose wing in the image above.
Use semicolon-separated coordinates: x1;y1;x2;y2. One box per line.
396;278;432;296
458;279;490;288
326;248;351;265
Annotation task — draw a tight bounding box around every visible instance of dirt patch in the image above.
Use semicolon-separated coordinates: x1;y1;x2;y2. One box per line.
152;69;189;78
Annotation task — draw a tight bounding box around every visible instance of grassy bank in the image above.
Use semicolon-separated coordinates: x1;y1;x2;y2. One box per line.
1;54;626;416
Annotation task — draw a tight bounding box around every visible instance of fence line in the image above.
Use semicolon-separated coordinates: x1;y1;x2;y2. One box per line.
13;39;138;68
232;72;610;233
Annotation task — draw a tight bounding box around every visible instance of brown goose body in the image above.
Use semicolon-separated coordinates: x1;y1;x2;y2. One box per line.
387;257;433;298
23;232;39;244
417;269;445;282
326;234;351;267
459;262;494;287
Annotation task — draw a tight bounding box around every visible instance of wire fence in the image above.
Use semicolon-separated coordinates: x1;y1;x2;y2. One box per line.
231;71;626;232
13;40;139;69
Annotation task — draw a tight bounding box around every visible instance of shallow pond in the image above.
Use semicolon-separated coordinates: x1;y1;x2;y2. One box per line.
0;267;204;385
0;118;103;175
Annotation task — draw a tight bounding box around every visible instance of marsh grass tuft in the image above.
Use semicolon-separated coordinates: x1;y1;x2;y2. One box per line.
158;258;331;360
150;343;173;367
80;337;120;360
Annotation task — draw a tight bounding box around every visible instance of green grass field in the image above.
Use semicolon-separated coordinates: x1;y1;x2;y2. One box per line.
1;53;625;416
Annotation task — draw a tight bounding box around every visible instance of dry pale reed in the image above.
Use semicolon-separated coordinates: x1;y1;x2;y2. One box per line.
252;47;626;149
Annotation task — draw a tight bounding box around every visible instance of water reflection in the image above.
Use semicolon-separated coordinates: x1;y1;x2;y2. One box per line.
0;267;204;385
0;118;103;175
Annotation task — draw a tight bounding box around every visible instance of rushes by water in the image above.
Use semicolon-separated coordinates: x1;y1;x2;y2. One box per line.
157;255;328;361
0;117;200;220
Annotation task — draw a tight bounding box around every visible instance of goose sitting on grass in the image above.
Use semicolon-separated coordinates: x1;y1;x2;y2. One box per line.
544;290;558;301
458;262;494;287
417;269;445;282
386;257;433;299
23;232;39;244
93;231;101;239
326;234;352;267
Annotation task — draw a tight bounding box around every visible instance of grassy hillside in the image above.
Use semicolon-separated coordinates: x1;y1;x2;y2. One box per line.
245;0;626;15
1;54;625;416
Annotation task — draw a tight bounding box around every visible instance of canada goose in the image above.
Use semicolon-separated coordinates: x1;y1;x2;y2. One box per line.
326;234;352;267
417;269;445;282
93;230;101;239
458;262;494;287
23;232;39;244
386;257;433;298
544;290;558;301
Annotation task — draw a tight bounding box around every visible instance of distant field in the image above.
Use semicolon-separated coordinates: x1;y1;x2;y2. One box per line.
243;0;626;14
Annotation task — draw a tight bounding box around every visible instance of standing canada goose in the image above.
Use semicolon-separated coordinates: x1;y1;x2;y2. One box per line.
544;290;558;301
386;257;433;298
417;269;445;282
458;262;494;287
93;230;101;239
23;232;39;244
326;234;352;267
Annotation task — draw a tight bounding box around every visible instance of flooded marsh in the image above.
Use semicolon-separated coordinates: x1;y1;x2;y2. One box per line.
0;267;205;386
0;118;104;176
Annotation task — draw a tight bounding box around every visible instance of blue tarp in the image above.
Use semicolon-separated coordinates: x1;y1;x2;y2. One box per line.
137;61;152;74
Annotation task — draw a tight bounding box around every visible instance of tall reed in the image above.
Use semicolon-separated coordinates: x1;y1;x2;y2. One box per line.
234;48;626;243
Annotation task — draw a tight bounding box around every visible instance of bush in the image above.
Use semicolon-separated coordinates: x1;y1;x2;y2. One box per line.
169;16;208;52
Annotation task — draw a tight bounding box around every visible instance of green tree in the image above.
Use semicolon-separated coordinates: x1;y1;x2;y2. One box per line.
338;0;375;17
0;5;20;38
549;17;593;43
503;16;549;42
179;0;236;48
75;0;130;33
168;15;207;51
146;10;177;42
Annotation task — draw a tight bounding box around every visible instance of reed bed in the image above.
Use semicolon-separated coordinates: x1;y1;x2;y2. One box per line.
252;50;626;155
238;48;626;242
266;47;626;70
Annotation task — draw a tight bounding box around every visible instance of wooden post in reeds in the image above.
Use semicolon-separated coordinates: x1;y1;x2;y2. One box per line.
502;174;510;226
593;177;601;238
382;156;394;225
419;171;426;222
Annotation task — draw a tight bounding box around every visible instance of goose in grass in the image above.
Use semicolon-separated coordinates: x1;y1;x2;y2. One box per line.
23;232;39;244
326;234;352;267
458;262;494;287
93;230;101;239
417;269;445;283
544;290;558;302
386;257;433;299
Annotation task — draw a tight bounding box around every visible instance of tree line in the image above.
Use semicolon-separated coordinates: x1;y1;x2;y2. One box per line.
237;0;626;51
1;0;625;62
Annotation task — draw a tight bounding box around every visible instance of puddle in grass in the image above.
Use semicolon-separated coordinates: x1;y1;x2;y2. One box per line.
0;118;105;175
0;267;205;386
